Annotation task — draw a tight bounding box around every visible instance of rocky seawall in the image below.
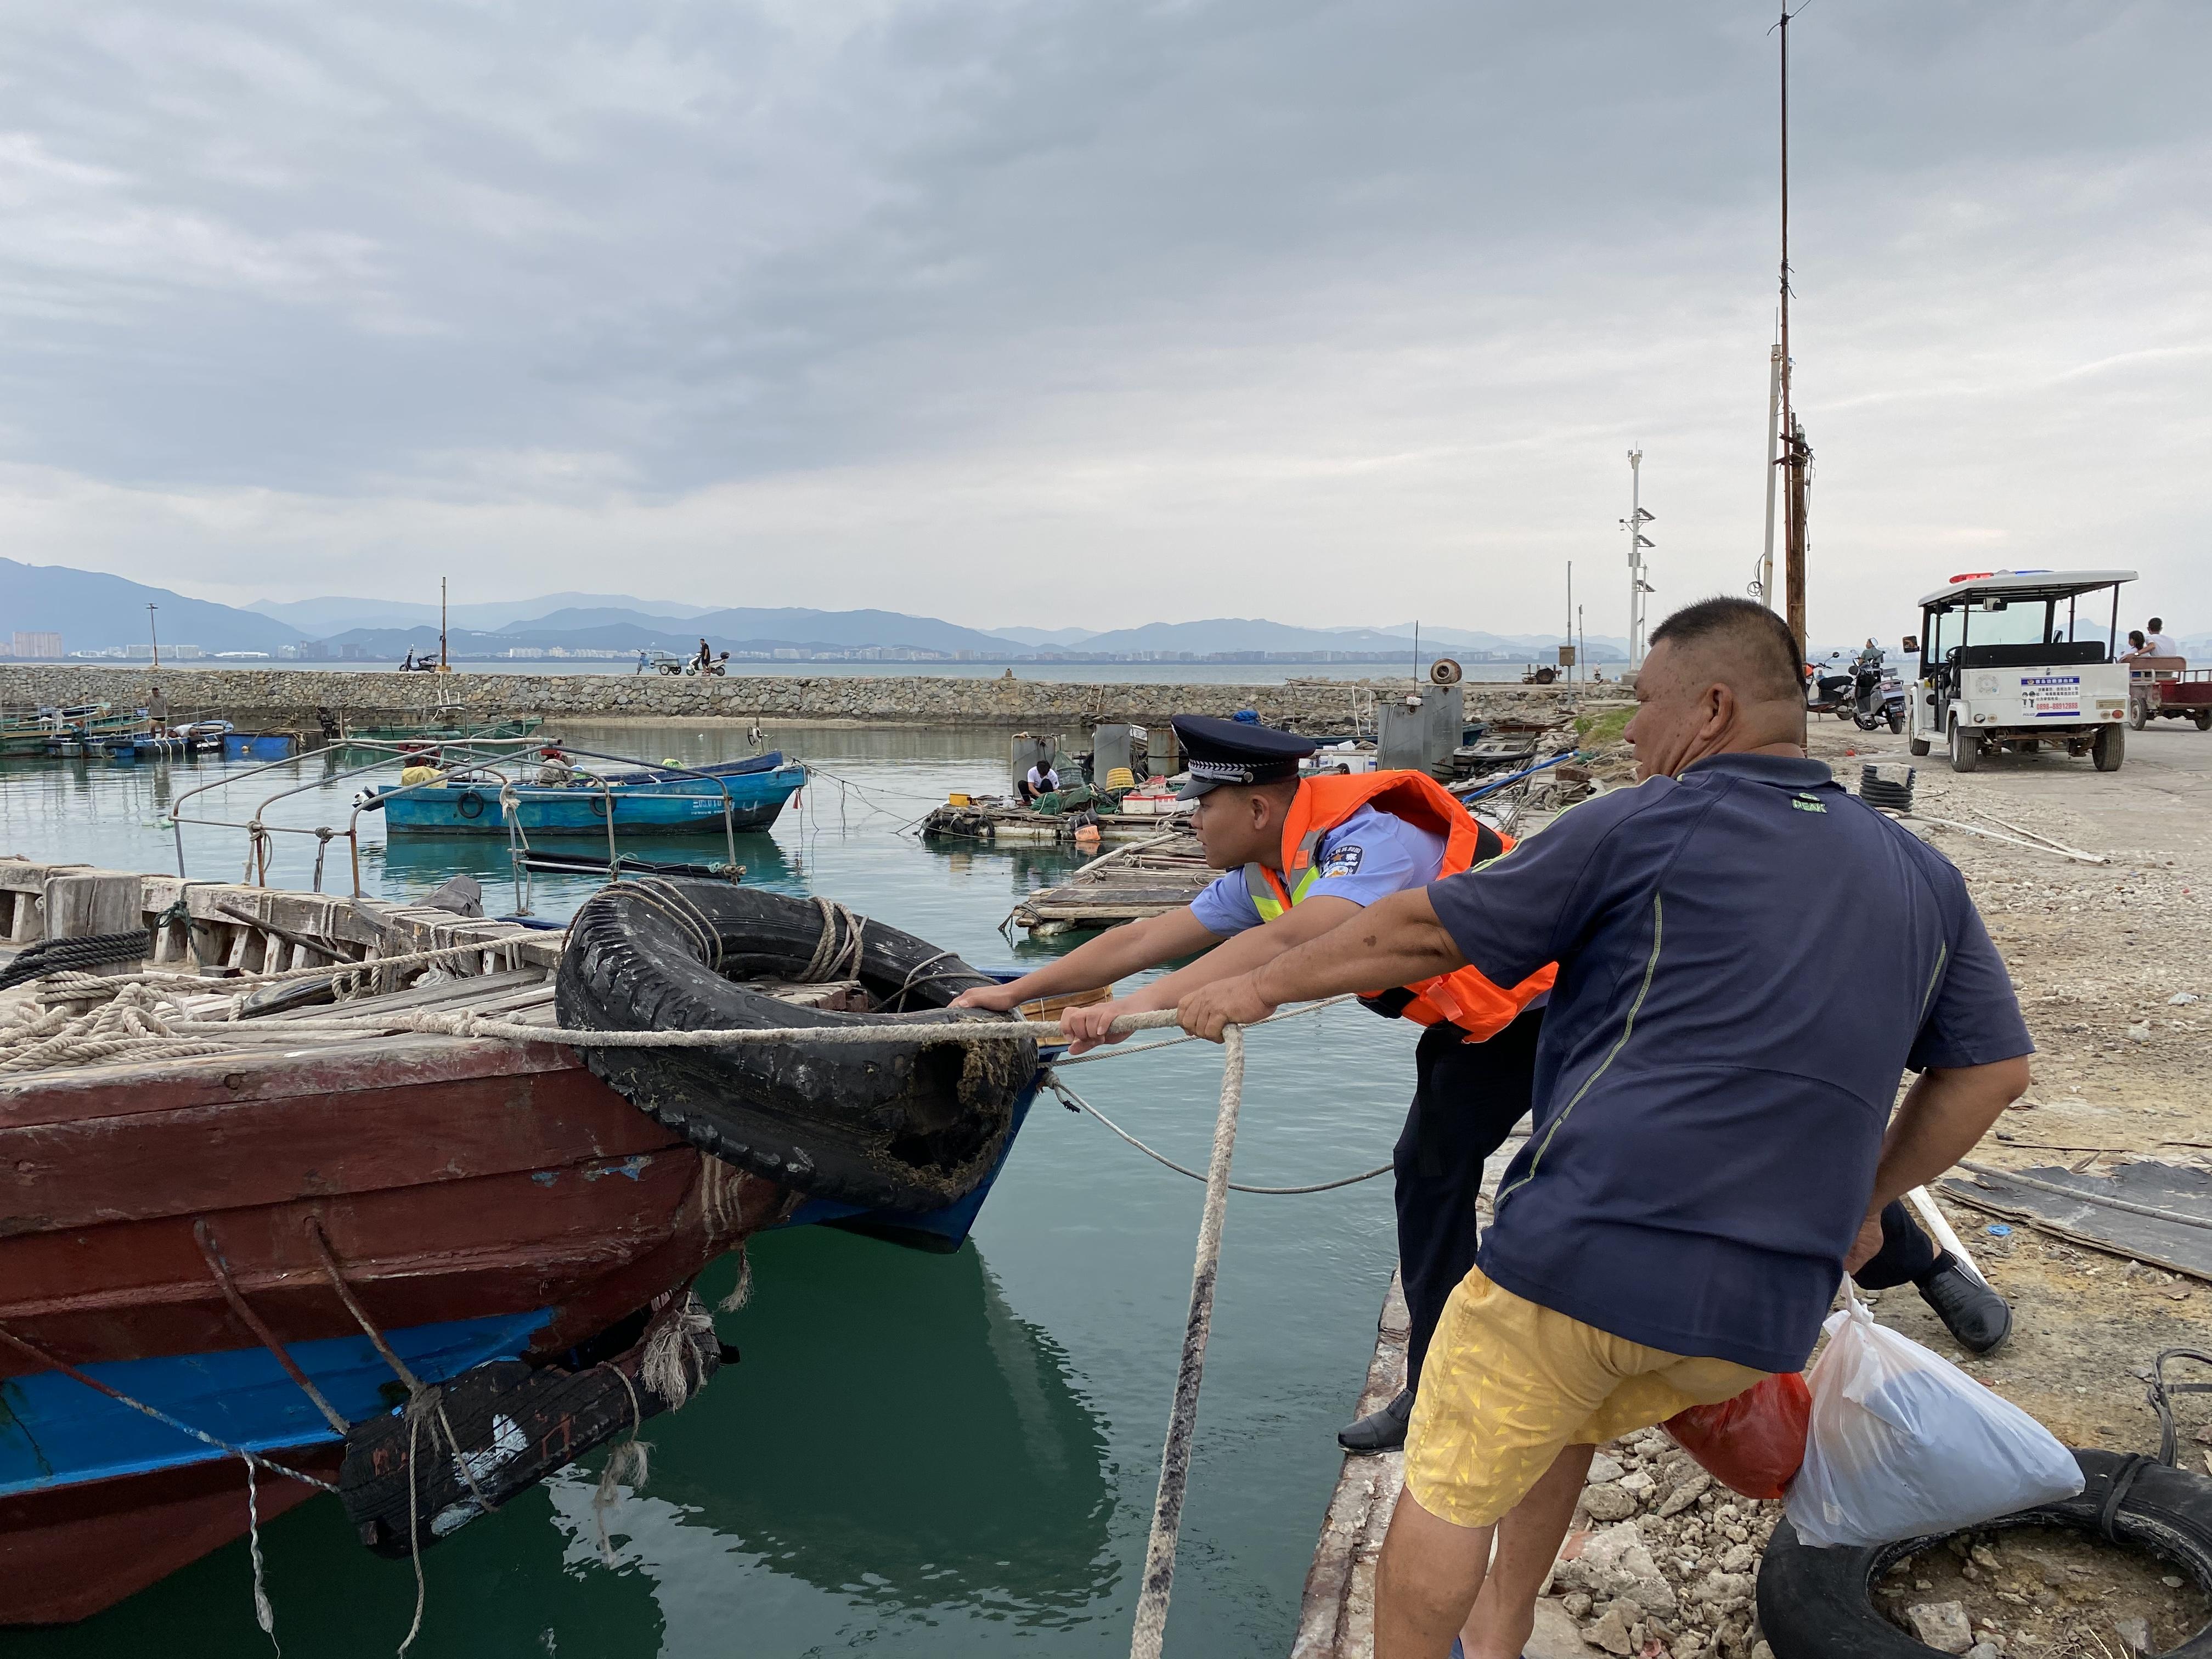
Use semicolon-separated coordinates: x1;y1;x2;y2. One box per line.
1;664;1600;733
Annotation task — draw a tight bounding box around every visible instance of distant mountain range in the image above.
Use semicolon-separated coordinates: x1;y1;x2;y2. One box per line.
0;558;300;655
0;559;1629;662
247;592;722;633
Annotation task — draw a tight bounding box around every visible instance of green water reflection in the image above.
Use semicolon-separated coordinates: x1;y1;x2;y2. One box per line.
2;722;1414;1657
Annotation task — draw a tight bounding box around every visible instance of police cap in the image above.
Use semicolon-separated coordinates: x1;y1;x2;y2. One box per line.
1170;714;1316;799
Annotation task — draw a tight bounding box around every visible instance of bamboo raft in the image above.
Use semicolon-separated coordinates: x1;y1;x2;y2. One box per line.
922;795;1189;847
1006;833;1213;936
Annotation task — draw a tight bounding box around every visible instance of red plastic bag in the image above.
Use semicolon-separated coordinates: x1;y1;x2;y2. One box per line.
1662;1372;1812;1500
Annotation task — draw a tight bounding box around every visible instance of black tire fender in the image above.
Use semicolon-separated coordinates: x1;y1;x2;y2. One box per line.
1757;1449;2212;1658
556;882;1035;1211
454;789;487;820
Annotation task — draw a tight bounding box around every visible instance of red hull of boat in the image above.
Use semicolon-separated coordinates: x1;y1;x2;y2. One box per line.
0;1449;343;1626
0;1029;788;1624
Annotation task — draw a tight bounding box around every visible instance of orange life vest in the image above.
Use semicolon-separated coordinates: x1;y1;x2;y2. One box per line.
1242;770;1556;1041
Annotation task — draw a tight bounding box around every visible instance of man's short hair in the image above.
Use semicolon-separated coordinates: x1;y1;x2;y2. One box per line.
1647;597;1803;701
2151;617;2165;630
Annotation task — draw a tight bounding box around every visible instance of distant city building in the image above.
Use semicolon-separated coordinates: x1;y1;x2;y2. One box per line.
214;651;270;660
506;646;548;658
124;642;202;659
9;631;62;659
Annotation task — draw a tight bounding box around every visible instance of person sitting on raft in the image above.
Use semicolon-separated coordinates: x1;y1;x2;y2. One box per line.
398;746;442;787
535;746;575;786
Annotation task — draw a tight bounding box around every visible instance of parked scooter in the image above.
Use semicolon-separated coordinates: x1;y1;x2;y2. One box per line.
1851;663;1908;733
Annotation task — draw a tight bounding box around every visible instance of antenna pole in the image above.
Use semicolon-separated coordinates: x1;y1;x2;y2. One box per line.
1566;560;1574;683
439;577;449;674
1778;7;1809;656
1624;449;1652;669
146;603;160;670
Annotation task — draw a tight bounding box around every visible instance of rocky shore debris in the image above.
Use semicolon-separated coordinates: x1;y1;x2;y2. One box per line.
1547;1426;1776;1659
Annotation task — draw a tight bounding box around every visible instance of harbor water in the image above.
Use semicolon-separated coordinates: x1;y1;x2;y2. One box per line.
4;721;1416;1658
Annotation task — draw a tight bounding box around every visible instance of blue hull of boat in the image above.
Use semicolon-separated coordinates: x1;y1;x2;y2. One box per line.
0;1309;547;1500
376;765;805;837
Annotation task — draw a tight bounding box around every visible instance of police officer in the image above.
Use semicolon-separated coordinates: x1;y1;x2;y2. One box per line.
952;714;1553;1451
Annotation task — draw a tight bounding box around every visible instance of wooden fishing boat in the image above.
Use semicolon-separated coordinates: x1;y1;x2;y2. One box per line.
369;752;806;837
339;714;543;749
0;858;1045;1626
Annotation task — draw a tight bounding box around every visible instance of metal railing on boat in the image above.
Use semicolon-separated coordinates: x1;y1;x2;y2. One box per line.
164;740;767;913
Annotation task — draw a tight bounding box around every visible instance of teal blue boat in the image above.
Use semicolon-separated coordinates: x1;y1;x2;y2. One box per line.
367;752;804;836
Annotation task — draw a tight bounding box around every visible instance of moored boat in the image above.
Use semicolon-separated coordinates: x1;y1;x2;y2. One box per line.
0;856;1046;1626
338;714;544;751
369;751;806;836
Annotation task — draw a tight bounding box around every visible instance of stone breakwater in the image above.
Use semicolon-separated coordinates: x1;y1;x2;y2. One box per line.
1;664;1598;732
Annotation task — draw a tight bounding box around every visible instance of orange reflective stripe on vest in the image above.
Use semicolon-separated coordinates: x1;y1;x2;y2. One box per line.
1239;771;1555;1041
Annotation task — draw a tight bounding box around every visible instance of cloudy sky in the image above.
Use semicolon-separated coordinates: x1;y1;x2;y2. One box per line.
1;1;2204;642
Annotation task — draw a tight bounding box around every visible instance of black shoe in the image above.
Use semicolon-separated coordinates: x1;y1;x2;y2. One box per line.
1915;1253;2012;1354
1339;1387;1414;1453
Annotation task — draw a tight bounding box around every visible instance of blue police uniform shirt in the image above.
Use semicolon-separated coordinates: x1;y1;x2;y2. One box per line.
1424;752;2032;1376
1188;804;1448;936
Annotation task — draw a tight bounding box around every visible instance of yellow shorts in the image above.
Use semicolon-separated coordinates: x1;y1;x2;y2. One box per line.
1404;1265;1769;1528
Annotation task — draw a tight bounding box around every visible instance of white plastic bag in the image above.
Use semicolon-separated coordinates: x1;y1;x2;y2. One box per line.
1785;1294;2081;1548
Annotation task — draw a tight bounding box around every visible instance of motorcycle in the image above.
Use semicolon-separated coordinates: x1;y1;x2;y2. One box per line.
1803;654;1856;716
1851;664;1908;733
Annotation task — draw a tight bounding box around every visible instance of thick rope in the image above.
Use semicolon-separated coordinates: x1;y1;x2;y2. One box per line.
25;935;530;1000
1128;1024;1245;1659
800;896;865;984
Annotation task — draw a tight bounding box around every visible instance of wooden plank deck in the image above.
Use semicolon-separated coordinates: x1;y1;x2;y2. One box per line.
1008;834;1214;935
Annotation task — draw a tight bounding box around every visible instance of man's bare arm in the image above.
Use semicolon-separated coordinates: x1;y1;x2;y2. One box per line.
1843;1056;2030;1271
1123;895;1358;1009
1178;887;1465;1038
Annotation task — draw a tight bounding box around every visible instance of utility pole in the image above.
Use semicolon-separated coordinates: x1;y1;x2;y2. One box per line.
1565;560;1574;683
1622;449;1655;668
146;603;160;670
439;577;449;674
1776;5;1811;657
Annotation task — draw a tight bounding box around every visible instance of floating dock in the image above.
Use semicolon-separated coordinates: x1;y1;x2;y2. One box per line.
1007;833;1212;935
923;796;1189;847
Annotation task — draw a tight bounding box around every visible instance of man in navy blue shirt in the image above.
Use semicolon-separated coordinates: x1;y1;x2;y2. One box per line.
1178;598;2033;1659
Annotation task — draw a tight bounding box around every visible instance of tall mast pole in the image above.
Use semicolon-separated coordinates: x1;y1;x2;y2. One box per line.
439;577;449;674
1566;559;1574;682
1761;341;1781;607
1778;7;1808;656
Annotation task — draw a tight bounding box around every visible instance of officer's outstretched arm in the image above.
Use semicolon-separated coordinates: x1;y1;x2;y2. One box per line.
1178;888;1463;1039
948;905;1225;1012
1115;894;1359;1014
